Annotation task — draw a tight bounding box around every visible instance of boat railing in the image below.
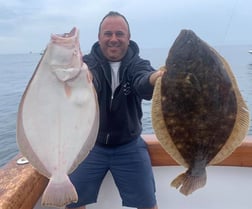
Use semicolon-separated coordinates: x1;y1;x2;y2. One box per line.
0;134;252;209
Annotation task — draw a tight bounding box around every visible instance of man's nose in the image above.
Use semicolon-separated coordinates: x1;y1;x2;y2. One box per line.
110;33;118;41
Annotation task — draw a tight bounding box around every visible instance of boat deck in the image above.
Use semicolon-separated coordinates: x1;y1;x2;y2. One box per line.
34;166;252;209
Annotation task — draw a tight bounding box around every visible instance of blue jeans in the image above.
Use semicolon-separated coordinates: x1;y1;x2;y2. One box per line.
67;136;157;208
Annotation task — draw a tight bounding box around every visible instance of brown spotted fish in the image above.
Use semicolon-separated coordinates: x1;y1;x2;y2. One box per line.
16;28;99;207
152;29;250;196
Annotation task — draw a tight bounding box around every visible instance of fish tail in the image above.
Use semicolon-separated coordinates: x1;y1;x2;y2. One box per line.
41;175;78;207
170;170;207;196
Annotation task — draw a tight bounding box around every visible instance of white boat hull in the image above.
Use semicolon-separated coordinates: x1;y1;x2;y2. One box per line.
35;166;252;209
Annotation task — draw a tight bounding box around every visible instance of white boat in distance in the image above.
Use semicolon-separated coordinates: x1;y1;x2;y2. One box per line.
248;49;252;54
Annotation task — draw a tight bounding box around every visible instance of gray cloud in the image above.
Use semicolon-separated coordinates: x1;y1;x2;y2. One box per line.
0;0;251;54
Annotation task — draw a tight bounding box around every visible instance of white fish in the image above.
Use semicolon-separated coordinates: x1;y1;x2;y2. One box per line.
16;27;99;207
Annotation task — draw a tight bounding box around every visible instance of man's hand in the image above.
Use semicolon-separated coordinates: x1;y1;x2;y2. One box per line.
149;66;166;86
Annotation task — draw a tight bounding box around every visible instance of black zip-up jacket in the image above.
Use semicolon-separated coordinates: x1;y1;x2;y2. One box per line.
83;40;155;146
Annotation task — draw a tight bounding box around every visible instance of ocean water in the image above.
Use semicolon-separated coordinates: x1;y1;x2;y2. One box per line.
0;45;252;167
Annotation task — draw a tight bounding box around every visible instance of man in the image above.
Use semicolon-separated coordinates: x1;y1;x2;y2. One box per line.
67;11;162;209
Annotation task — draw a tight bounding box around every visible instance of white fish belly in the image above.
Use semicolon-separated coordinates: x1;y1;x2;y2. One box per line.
20;62;97;177
16;27;99;207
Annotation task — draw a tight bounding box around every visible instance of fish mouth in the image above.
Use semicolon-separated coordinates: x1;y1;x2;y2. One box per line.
49;27;83;59
59;27;78;38
51;27;79;46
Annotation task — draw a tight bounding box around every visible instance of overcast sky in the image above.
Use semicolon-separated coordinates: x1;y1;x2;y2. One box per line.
0;0;251;54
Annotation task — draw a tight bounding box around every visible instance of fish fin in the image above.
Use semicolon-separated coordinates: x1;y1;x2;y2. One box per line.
64;84;72;97
53;67;80;82
151;77;188;167
16;100;52;178
41;175;78;207
68;86;99;174
209;55;250;165
171;170;207;196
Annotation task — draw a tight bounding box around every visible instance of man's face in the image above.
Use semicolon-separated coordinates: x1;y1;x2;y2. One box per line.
98;16;130;61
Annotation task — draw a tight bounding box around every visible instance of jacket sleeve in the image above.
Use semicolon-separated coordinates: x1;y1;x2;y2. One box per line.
131;58;156;100
83;55;100;93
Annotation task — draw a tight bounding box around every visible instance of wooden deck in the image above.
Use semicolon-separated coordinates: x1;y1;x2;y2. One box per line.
0;135;252;209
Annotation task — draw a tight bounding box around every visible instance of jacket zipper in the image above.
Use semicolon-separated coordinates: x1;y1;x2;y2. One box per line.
104;63;123;145
106;95;113;144
110;95;113;110
106;133;110;144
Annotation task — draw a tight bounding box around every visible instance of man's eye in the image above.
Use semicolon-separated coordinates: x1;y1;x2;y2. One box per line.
115;31;125;37
104;32;113;37
103;31;125;37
